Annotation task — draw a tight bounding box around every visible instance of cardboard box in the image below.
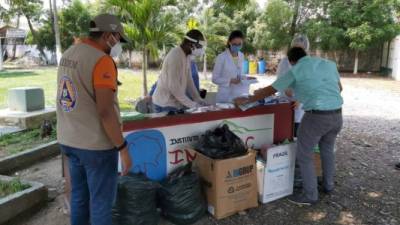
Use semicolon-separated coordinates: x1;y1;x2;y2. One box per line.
193;150;258;219
257;143;296;204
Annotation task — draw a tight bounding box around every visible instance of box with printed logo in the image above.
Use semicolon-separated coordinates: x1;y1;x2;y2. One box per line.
257;143;296;204
193;150;258;220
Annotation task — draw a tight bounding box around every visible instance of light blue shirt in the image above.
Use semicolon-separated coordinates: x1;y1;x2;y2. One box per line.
272;56;343;111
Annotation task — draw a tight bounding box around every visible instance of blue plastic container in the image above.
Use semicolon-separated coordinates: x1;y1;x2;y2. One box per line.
242;60;249;75
258;60;266;74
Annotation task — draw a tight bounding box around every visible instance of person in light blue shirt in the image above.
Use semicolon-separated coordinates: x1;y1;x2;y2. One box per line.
235;47;343;205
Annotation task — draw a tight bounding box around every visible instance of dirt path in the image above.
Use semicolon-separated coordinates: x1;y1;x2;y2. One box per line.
12;76;400;225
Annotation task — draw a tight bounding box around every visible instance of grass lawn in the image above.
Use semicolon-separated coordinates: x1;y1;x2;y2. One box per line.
0;123;57;158
0;67;216;157
0;67;160;111
0;179;31;198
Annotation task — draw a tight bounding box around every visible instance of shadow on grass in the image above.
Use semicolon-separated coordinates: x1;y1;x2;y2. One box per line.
0;70;39;78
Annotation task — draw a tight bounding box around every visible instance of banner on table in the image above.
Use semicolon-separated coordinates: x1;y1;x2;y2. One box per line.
123;114;274;181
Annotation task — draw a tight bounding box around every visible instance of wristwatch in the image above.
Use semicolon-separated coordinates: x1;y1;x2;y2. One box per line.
116;140;127;151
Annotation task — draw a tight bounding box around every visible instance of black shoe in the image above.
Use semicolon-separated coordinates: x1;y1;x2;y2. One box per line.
320;187;334;195
288;194;318;206
395;163;400;170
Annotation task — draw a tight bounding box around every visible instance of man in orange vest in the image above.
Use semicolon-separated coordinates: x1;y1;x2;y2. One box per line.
56;14;132;225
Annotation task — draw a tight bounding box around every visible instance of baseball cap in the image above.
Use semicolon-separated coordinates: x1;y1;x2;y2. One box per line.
89;14;129;43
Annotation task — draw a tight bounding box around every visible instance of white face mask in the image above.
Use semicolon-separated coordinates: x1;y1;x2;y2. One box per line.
191;47;205;58
107;35;123;58
110;42;123;58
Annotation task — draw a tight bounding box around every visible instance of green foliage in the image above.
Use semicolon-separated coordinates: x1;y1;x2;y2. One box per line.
200;0;261;64
59;0;92;51
107;0;182;95
329;0;400;52
0;122;56;155
251;0;293;50
19;0;92;53
25;12;56;51
0;179;31;198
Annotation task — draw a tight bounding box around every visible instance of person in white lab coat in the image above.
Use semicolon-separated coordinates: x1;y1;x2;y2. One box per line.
276;34;310;136
212;30;256;103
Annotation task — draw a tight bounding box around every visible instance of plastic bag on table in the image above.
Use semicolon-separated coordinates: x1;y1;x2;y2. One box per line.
112;173;160;225
159;163;206;225
195;124;247;159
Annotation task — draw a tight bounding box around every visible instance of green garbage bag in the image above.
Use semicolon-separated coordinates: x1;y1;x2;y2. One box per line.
112;173;160;225
159;163;206;225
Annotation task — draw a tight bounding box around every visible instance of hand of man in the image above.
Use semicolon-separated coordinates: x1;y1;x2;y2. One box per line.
292;101;300;109
254;88;265;97
197;99;208;107
230;78;241;85
120;147;132;176
234;97;249;107
285;89;294;97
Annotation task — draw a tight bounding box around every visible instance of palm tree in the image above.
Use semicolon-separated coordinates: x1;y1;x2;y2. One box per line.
107;0;181;96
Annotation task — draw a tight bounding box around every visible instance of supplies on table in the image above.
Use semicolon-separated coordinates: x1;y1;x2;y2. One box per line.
112;173;161;225
256;142;296;204
193;150;258;219
195;124;247;159
159;163;206;225
238;96;290;111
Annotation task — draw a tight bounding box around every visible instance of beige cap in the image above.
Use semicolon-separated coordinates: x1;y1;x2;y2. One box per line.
89;14;129;43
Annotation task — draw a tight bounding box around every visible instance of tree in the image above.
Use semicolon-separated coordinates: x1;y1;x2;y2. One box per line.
8;0;49;63
25;12;56;52
251;0;293;50
328;0;400;74
51;0;62;64
59;0;92;51
107;0;181;96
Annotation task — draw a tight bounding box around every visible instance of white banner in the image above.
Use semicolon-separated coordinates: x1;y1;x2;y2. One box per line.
124;114;274;181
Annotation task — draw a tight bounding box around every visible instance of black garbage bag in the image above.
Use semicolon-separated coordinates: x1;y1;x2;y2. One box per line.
195;124;247;159
159;163;206;225
112;173;160;225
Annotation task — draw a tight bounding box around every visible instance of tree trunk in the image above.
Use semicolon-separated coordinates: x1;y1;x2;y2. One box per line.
0;39;3;71
11;15;20;59
128;50;132;68
142;47;148;96
288;0;301;47
26;15;49;64
353;50;359;74
52;0;62;65
203;54;207;80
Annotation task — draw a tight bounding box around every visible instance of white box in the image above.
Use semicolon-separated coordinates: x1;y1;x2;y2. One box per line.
257;143;296;204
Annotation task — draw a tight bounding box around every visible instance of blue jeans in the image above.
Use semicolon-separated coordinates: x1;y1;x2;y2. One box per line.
153;104;179;113
61;145;118;225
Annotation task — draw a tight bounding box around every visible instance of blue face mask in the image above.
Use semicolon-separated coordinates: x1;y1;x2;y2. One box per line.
230;44;242;54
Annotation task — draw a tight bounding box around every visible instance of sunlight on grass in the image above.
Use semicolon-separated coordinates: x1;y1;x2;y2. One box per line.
0;68;217;112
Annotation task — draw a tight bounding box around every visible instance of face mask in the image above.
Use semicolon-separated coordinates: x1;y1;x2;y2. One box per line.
230;44;242;54
110;43;123;58
107;35;123;58
191;47;205;57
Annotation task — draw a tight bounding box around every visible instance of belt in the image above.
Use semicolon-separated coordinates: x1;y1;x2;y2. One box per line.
305;108;342;115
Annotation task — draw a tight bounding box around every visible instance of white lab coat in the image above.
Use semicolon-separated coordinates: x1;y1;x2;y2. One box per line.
212;49;249;103
276;57;305;123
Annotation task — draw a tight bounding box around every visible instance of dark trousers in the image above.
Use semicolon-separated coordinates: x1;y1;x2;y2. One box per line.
61;145;118;225
297;112;343;201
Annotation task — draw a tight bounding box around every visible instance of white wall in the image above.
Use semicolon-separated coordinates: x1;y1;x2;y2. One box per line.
388;35;400;81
